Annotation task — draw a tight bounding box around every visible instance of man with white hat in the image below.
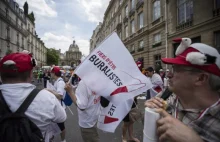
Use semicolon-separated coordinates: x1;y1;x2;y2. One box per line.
145;38;220;142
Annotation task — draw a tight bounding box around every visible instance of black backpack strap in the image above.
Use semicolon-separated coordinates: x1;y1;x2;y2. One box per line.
15;88;41;114
0;90;11;113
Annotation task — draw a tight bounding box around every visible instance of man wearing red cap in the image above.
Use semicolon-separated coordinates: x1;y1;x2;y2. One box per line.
145;39;220;142
48;66;67;142
0;52;66;142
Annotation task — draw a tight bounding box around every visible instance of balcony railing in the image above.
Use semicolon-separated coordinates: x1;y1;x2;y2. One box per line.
0;8;29;37
176;18;193;31
116;23;122;31
129;8;135;17
123;16;128;23
213;8;220;17
136;0;144;10
137;47;144;52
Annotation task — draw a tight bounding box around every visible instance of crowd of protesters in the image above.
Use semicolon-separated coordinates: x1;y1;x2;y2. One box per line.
0;38;220;142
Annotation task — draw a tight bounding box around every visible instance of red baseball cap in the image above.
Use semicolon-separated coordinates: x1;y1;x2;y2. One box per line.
162;38;220;76
0;52;36;72
51;66;61;75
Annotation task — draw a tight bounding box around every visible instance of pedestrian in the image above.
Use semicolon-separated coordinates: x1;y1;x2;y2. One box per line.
145;41;220;142
43;70;51;88
46;66;67;142
122;97;140;142
0;52;66;142
65;80;101;142
145;67;163;98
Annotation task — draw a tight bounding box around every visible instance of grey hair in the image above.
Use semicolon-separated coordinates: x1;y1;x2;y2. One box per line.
180;66;220;92
209;74;220;92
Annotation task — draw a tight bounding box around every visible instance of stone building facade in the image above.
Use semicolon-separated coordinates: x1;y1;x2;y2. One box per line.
58;40;82;67
90;0;220;70
0;0;47;66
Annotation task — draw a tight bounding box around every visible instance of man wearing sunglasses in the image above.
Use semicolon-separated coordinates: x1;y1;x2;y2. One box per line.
145;39;220;142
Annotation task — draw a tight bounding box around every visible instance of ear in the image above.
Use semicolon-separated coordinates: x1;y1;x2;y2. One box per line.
194;73;209;86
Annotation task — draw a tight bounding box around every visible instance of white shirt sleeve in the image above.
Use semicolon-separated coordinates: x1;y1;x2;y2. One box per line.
56;81;66;96
75;81;89;110
52;97;67;123
151;74;163;89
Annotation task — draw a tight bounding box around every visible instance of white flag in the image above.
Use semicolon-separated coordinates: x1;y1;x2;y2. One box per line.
75;32;152;105
97;99;133;133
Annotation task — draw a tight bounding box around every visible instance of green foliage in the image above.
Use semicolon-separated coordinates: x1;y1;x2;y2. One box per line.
47;48;59;65
6;49;12;55
28;12;35;24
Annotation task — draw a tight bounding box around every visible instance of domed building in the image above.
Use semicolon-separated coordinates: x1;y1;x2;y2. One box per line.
59;40;82;67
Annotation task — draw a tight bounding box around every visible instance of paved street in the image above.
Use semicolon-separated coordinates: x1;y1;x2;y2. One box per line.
33;80;145;142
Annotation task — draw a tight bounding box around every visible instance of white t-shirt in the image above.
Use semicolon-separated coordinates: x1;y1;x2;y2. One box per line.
53;77;66;107
75;81;101;128
0;83;66;142
150;73;164;97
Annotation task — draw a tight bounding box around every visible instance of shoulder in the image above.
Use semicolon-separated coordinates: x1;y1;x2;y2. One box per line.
35;89;58;104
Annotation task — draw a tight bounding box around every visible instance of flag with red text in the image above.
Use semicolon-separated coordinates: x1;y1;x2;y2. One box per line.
74;32;152;105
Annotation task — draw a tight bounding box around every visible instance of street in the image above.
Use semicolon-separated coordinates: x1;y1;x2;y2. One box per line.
34;80;145;142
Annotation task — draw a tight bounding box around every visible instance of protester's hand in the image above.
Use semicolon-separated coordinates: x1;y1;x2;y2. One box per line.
65;83;76;94
144;97;165;109
156;109;204;142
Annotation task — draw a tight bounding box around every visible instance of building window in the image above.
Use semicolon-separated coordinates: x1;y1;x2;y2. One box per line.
131;44;135;51
177;0;193;24
153;33;161;43
16;18;18;25
6;26;10;39
114;20;116;28
120;0;122;5
215;0;220;9
114;6;117;13
17;32;19;43
125;5;128;17
154;54;161;67
131;20;135;34
22;37;24;47
138;12;144;29
118;31;122;39
119;14;122;23
139;40;144;49
125;25;128;38
5;8;9;18
131;0;135;9
214;31;220;53
112;12;114;18
28;24;30;31
153;0;161;21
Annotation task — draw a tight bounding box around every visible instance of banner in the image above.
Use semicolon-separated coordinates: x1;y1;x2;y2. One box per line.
97;99;133;133
75;32;152;105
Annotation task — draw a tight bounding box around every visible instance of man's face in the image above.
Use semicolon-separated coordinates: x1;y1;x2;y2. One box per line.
167;65;197;94
145;71;153;77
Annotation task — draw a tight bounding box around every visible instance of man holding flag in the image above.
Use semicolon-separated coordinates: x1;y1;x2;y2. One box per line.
65;80;101;142
68;32;152;135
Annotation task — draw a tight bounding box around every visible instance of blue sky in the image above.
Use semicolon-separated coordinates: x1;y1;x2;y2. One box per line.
15;0;110;55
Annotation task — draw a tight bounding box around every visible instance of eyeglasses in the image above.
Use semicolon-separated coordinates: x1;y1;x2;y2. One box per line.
171;65;201;73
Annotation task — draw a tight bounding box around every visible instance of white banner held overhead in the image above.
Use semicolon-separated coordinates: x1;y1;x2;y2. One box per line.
75;32;152;105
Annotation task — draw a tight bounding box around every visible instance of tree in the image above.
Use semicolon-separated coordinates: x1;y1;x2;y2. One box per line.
28;12;35;24
46;48;59;65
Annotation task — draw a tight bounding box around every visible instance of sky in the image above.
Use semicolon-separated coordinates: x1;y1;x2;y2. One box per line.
15;0;110;56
